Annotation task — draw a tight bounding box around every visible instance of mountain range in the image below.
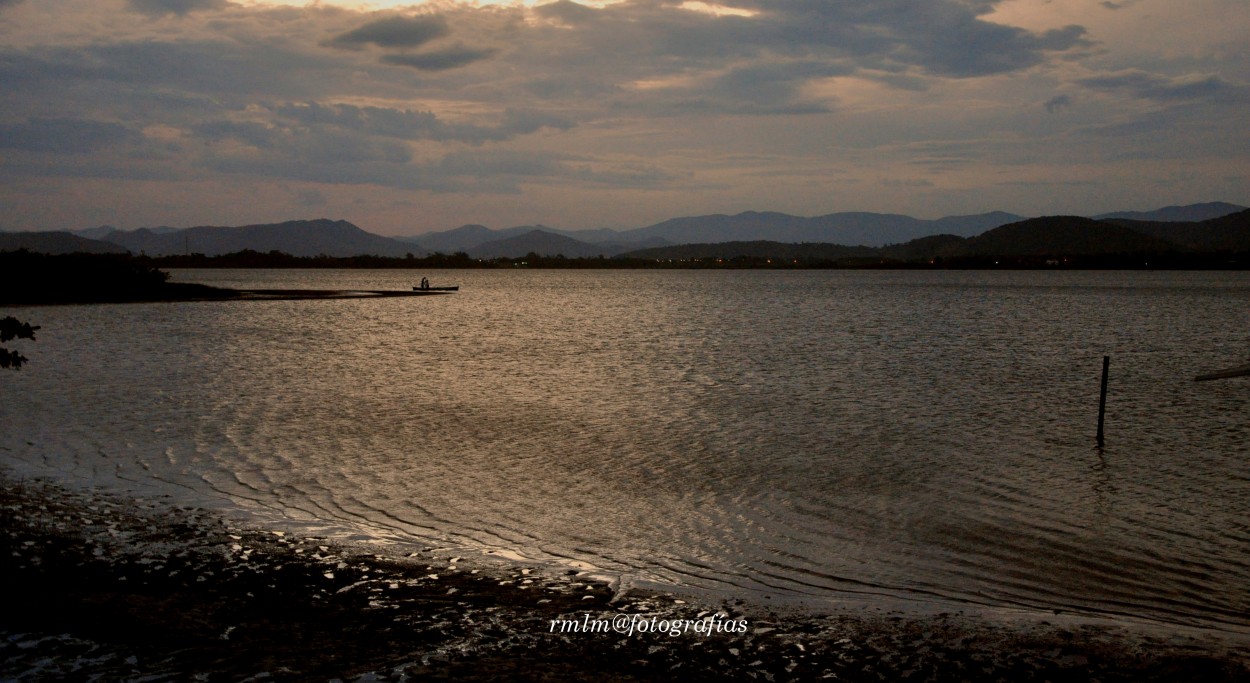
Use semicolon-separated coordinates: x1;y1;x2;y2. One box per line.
0;231;129;255
100;219;418;258
402;203;1244;257
0;202;1244;259
623;211;1250;263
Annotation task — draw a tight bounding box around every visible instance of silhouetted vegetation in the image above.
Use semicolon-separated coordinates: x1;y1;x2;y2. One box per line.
0;316;39;369
151;249;484;269
0;250;238;304
7;209;1249;278
617;213;1250;269
142;246;1250;270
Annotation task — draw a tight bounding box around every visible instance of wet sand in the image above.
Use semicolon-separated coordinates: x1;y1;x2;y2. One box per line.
2;474;1248;682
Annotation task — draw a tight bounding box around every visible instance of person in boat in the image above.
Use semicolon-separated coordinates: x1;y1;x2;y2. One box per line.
420;277;429;290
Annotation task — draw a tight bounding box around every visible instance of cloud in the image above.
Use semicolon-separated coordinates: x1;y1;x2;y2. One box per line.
0;40;367;105
294;188;326;207
193;143;667;194
327;15;450;51
702;61;849;114
192;120;279;150
380;44;498;72
0;118;140;153
1044;94;1073;113
128;0;229;17
272;102;574;145
700;1;1090;77
906;23;1090;77
1077;69;1248;103
194;124;419;190
0;0;1245;232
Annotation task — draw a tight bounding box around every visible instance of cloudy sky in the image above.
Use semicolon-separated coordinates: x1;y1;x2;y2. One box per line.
1;0;1247;236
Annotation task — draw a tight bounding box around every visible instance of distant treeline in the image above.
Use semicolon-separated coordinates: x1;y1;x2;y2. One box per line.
3;240;1249;306
144;247;1250;270
153;250;488;269
0;250;237;304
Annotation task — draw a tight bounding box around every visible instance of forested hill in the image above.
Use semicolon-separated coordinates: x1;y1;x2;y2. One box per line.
621;211;1250;265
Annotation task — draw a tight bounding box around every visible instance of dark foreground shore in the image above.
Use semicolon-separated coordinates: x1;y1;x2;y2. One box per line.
2;475;1248;682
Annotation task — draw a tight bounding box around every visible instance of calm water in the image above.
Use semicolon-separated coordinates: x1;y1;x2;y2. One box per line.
3;269;1249;632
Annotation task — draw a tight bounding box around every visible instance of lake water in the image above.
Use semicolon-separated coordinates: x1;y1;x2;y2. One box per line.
3;269;1249;633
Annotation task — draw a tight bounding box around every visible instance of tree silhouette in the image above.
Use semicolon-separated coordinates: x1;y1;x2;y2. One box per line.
1;316;39;370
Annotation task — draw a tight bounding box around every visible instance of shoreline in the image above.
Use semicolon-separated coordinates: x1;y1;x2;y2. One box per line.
3;474;1249;681
1;286;453;307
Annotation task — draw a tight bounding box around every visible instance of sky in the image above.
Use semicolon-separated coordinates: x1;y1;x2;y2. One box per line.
0;0;1247;236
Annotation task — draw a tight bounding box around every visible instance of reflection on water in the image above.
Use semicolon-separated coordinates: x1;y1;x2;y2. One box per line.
2;269;1249;632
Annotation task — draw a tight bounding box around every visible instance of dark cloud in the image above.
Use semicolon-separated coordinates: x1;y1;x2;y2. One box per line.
1044;94;1073;113
588;58;849;118
274;102;440;139
294;188;326;207
192;134;672;193
900;22;1089;77
534;0;600;26
380;45;498;72
667;0;1092;77
0;118;139;153
1078;70;1248;103
437;149;564;179
0;0;1241;229
272;102;573;145
196;125;414;186
192;120;278;149
0;41;365;104
498;109;576;136
513;0;1093;118
327;15;450;51
702;61;849;114
128;0;228;17
196;145;549;193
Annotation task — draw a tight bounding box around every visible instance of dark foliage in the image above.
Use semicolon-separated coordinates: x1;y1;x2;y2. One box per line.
0;315;39;369
151;249;483;269
0;250;236;304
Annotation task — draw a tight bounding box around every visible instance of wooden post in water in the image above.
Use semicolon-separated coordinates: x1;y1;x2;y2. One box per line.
1096;355;1110;446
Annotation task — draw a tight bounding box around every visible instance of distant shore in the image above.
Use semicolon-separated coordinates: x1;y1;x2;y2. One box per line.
3;288;454;306
0;250;458;305
3;473;1248;682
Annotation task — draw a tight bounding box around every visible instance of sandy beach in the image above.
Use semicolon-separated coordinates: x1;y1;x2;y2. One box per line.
2;473;1248;682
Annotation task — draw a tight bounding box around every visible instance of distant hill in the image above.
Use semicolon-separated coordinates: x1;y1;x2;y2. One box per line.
616;211;1024;247
16;201;1242;262
620;241;876;262
879;234;969;261
962;216;1176;256
925;212;1025;239
0;231;129;255
398;224;531;253
103;219;425;257
1093;202;1246;223
1106;209;1250;252
74;225;183;239
468;230;619;259
620;214;1218;264
399;224;668;256
399;210;1021;254
396;203;1240;254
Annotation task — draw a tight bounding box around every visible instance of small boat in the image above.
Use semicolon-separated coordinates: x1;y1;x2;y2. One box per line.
412;285;459;292
1195;362;1250;381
